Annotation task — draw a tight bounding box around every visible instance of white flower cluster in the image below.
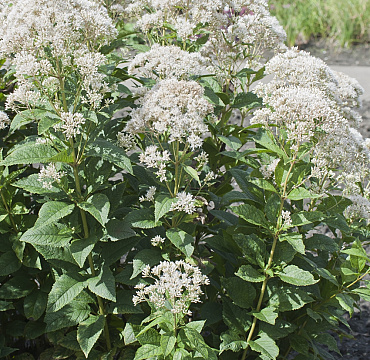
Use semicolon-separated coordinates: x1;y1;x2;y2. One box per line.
251;48;370;222
0;0;116;110
54;112;86;140
139;145;171;182
38;163;65;189
126;0;223;39
170;192;197;214
139;186;157;202
128;44;210;80
5;81;43;112
133;260;209;316
260;158;279;179
0;111;10;129
117;132;137;150
0;0;117;57
151;235;165;246
125;79;212;150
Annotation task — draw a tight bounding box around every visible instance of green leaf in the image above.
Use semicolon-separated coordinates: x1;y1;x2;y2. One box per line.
251;307;278;325
134;344;163;360
222;277;256;309
123;323;137;345
248;178;277;193
20;224;73;247
223;299;252;333
279;233;305;254
183;165;201;185
78;193;110;226
289;334;309;355
336;293;356;315
236;265;265;283
48;149;74;163
44;298;90;332
233;233;266;267
106;219;136;241
220;331;248;353
0;251;21;276
77;315;105;358
24;291;48;320
161;333;176;357
267;282;314;311
231;92;262;110
38;115;60;135
109;290;143;314
131;249;162;279
259;319;297;340
182;328;217;360
305;234;339;252
10;109;53;132
13;174;63;195
253;129;287;160
124;208;160;229
0;300;14;311
155;195;176;222
47;273;86;312
0;143;58;166
166;229;194;257
249;333;279;360
86;138;133;174
291;211;325;227
70;235;97;268
217;135;242;150
233;203;269;228
34;201;75;228
277;265;318;286
173;348;191;360
88;265;116;301
287;187;320;201
0;276;36;299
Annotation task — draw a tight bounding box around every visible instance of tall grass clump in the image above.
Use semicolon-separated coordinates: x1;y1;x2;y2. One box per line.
270;0;370;47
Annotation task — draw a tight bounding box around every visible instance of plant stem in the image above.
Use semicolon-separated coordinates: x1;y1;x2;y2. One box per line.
70;141;112;351
241;155;297;360
0;189;18;233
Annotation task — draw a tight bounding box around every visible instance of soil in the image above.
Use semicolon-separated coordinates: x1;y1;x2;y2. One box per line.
301;40;370;360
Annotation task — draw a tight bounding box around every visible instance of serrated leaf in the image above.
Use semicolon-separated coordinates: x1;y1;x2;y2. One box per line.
160;333;176;357
47;273;86;312
0;275;35;300
86;138;132;174
109;290;143;314
10;109;53;132
20;224;73;247
267;282;314;311
45;299;90;332
0;143;58;166
88;265;116;301
155;195;176;222
336;293;356;315
24;291;48;320
34;201;75;228
13;174;63;195
253;129;287;160
222;299;252;333
77;315;105;358
248;178;277;193
233;203;269;228
289;334;309;355
233;233;266;267
249;333;279;359
0;251;21;276
305;234;339;252
106;219;136;241
287;187;320;201
291;211;325;227
133;344;163;360
279;233;305;254
217;135;242;150
277;265;318;286
124;208;160;229
251;307;278;325
182;328;217;360
123;323;137;345
222;277;256;309
70;235;97;268
183;165;201;185
231;92;262;110
166;229;194;257
48;149;74;163
78;193;110;226
38;115;60;135
236;265;265;283
131;249;162;279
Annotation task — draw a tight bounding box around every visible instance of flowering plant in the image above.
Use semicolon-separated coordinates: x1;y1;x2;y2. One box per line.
0;0;370;359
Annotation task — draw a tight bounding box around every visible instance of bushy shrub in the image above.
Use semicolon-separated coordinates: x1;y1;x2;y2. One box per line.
0;1;369;359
